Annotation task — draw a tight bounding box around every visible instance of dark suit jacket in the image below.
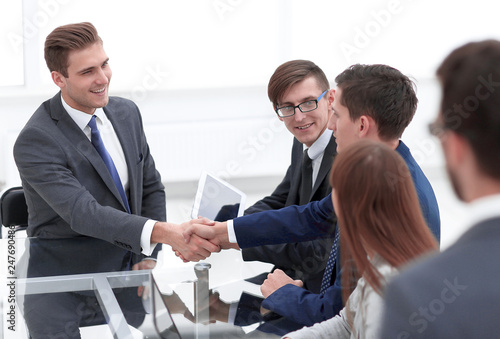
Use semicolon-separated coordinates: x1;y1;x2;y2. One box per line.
13;92;166;269
234;141;440;247
381;216;500;338
242;136;337;292
232;141;441;325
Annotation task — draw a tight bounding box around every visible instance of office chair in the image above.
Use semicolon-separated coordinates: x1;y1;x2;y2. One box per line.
0;186;28;238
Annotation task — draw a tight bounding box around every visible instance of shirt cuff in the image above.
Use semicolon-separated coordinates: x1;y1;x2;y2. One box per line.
227;219;238;243
141;219;158;256
227;301;238;324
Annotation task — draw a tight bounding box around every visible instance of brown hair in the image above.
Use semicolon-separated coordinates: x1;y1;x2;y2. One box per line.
329;140;437;304
268;60;330;108
335;64;418;141
44;22;102;77
437;40;500;179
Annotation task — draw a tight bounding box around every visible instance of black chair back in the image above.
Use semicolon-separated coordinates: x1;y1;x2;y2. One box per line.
0;186;28;232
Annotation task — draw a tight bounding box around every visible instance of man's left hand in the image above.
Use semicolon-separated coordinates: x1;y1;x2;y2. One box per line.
133;259;157;296
261;269;303;298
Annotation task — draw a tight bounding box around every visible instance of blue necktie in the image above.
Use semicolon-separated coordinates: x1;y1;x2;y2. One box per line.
88;115;131;213
320;226;340;294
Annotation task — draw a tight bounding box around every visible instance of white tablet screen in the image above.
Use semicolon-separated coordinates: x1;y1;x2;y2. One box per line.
191;172;246;221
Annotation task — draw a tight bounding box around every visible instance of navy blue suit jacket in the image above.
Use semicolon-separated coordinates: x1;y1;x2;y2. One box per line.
233;141;441;325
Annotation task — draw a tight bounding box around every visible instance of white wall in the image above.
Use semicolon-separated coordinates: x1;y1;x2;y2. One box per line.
1;0;496;248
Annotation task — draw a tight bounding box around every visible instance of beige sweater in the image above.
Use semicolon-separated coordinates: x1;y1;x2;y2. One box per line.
283;256;398;339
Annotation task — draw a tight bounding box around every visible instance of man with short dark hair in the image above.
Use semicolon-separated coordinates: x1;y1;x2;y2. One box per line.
242;60;337;293
185;64;441;326
381;39;500;338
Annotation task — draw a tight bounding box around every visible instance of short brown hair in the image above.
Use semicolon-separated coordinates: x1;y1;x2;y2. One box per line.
437;40;500;179
268;60;330;108
44;22;102;77
330;140;437;305
335;64;418;141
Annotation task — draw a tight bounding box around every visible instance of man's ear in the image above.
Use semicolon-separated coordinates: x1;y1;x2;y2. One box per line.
51;71;66;89
327;90;335;115
328;89;335;105
444;131;469;169
358;115;372;137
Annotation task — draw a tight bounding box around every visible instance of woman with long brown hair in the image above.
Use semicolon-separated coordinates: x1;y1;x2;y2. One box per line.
284;140;438;338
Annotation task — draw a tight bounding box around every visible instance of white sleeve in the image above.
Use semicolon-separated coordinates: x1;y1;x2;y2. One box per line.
140;219;158;256
227;219;238;243
282;310;351;339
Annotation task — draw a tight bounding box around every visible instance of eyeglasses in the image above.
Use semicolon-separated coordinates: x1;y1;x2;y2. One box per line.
275;90;328;118
428;120;449;138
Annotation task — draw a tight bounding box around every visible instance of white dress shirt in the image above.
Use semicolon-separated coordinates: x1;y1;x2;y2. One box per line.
61;97;157;255
305;128;333;189
466;193;500;232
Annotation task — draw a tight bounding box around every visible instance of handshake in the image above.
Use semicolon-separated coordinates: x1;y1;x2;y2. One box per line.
153;217;240;262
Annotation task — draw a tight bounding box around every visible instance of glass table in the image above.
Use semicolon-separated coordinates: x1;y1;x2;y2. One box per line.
0;235;302;338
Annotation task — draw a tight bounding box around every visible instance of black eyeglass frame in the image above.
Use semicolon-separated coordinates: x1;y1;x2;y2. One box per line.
428;120;449;138
274;90;328;118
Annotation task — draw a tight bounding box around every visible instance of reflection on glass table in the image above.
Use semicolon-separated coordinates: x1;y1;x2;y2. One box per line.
152;263;300;338
1;237;297;338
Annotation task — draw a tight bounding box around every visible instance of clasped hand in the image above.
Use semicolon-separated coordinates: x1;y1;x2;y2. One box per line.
173;219;239;262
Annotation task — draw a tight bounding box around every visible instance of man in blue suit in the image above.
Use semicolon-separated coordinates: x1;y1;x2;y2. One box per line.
184;64;440;326
380;40;500;338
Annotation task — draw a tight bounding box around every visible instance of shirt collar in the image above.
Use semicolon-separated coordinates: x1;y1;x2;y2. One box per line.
61;95;106;131
395;140;406;154
467;193;500;227
305;128;333;160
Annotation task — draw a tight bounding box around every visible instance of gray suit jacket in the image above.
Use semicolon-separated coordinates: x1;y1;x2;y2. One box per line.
381;217;500;338
14;93;166;268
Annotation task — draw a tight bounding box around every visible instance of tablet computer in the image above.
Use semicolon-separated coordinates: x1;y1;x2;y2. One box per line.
191;172;246;221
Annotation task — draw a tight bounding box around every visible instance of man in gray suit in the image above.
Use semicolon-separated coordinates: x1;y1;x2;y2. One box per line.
381;40;500;338
14;22;218;338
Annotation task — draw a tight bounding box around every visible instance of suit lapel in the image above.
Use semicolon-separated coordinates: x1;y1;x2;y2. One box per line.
311;135;337;196
49;93;127;211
